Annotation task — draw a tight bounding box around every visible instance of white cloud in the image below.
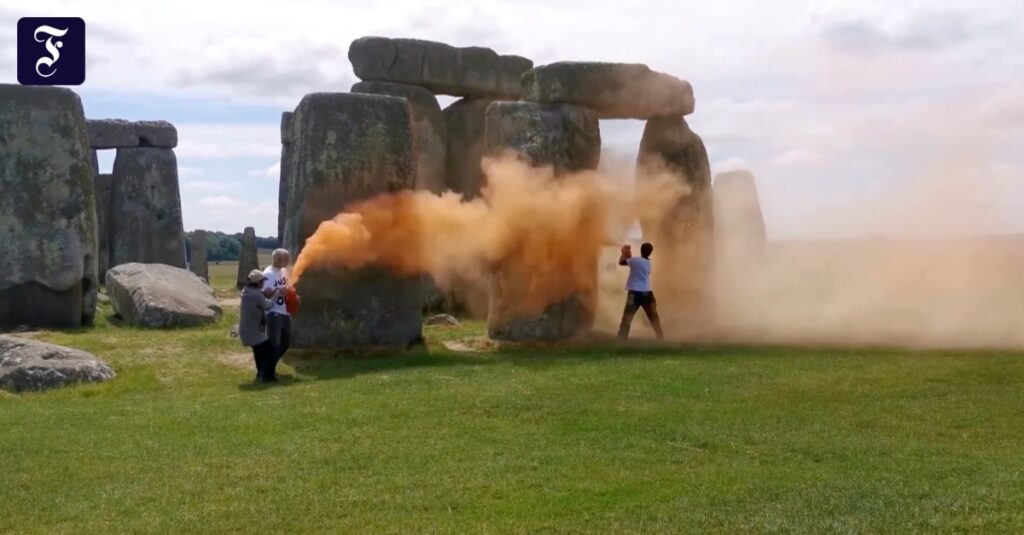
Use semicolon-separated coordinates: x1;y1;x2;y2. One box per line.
713;157;749;174
178;166;205;177
247;161;280;178
181;180;239;193
175;123;280;159
769;149;825;168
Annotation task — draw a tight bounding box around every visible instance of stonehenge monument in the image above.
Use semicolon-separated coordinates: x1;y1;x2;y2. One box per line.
335;35;714;342
1;36;714;346
109;147;187;270
87;118;186;276
189;230;209;281
0;85;98;329
236;227;259;290
282;92;423;349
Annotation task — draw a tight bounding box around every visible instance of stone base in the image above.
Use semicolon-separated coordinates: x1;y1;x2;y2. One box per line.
0;281;84;329
292;266;423;350
488;294;592;341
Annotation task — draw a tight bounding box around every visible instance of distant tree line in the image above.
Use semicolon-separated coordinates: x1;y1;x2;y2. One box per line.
185;230;279;261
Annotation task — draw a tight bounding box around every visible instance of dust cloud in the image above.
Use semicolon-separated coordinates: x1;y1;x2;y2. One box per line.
292;153;688;318
293;146;1024;349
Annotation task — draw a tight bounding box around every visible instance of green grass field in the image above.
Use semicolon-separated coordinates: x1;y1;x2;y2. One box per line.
2;262;1023;533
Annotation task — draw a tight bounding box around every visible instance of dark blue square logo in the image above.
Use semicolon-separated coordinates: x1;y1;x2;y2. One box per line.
17;17;86;86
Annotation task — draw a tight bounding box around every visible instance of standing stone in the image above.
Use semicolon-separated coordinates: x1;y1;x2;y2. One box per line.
636;116;714;338
109;148;187;269
522;62;695;119
352;81;447;193
0;85;98;329
283;92;422;349
189;230;209;281
236;227;259;290
277;111;294;244
713;169;766;262
94;173;113;283
90;149;99;176
348;36;532;98
444;98;494;199
484;101;602;341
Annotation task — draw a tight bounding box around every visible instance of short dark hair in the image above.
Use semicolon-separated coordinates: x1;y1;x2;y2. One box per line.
641;242;654;258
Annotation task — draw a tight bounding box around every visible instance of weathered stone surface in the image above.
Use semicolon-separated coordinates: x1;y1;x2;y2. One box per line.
280;111;294;144
636;116;714;337
425;313;460;326
714;169;766;260
483;101;601;341
86;119;177;149
0;335;115;392
94;173;113;284
485;101;600;172
106;263;221;328
349;36;532;98
444;98;494;199
278;111;294;242
109;148;186;270
236;227;259;290
135;120;177;148
90;149;99;176
86;119;139;149
0;85;98;329
283;92;422;349
352;81;447;193
189;230;209;281
522;62;695;120
488;294;591;341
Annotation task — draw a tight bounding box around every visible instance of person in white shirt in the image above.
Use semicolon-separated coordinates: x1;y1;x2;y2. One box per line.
617;242;664;340
262;248;292;370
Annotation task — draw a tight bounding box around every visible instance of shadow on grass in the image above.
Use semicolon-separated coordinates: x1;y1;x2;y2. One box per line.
272;334;737;385
234;325;1024;388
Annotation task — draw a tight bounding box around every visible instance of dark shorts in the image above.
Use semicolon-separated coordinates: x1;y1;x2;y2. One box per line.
626;290;656;308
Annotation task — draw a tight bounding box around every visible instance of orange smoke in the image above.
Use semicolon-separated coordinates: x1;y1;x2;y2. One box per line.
290;154;635;315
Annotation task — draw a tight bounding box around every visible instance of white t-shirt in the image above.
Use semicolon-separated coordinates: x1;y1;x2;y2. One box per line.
625;257;652;292
261;266;289;316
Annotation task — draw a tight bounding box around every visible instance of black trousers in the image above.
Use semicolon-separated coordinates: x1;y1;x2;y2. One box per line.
251;339;275;380
267;313;291;365
618;291;664;340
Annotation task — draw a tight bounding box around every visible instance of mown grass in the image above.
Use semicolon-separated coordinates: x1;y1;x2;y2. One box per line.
2;273;1023;532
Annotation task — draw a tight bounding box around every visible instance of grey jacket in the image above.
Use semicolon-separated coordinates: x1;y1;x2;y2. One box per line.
239;285;273;347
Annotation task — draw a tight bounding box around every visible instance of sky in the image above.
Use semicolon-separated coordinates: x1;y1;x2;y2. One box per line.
1;0;1022;239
